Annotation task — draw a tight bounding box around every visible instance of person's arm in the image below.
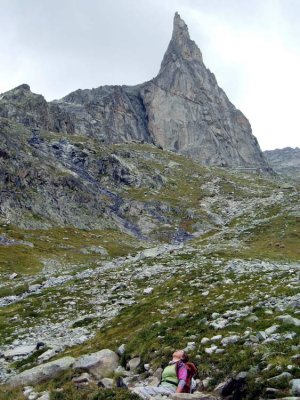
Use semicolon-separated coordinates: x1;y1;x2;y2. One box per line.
176;364;187;393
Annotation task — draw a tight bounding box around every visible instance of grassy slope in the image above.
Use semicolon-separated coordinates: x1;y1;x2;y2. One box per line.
0;141;299;399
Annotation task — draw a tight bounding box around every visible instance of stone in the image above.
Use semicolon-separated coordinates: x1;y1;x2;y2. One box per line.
127;356;141;371
257;331;268;341
153;367;163;380
221;335;240;346
80;245;108;255
143;287;154;295
73;349;119;380
214;379;234;396
291;379;300;396
200;337;210;345
117;344;126;356
202;378;213;389
37;393;50;400
236;371;248;380
100;377;114;388
277;315;300;327
38;348;60;362
249;335;259;343
265;325;279;335
185;342;196;351
146;376;160;387
28;393;38;400
6;356;75;385
72;372;91;383
112;283;127;292
267;372;292;383
205;345;218;354
169;393;217;399
4;345;36;360
246;315;259;323
210;318;228;330
210;335;222;342
23;387;34;397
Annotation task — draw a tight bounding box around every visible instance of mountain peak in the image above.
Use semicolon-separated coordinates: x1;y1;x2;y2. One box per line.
159;13;202;73
172;12;190;41
15;83;31;92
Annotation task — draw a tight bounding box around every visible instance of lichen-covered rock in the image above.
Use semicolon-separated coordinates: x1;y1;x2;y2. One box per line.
170;392;218;399
6;356;75;385
73;349;119;380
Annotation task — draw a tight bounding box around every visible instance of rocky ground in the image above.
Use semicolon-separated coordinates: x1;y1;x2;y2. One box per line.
0;110;299;400
0;162;299;399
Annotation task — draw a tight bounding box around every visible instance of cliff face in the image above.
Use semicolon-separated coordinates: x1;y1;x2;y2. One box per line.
0;13;269;170
264;147;300;181
140;13;268;168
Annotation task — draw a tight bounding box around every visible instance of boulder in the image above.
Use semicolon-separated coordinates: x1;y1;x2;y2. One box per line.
200;337;210;345
72;372;91;384
4;345;36;360
6;356;75;385
267;372;292;383
277;315;300;327
170;393;217;400
100;377;114;388
127;356;141;371
37;393;50;400
143;287;154;295
117;343;126;356
265;325;279;335
73;349;119;380
291;379;300;396
221;335;240;346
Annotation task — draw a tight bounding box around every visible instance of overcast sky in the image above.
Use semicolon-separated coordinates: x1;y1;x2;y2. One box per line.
1;0;299;150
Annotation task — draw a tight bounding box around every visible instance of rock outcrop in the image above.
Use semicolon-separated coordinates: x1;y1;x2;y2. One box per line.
7;356;75;386
0;13;270;170
140;13;268;169
264;147;300;181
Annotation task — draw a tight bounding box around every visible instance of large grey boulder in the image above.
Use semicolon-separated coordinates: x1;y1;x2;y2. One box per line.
6;356;75;386
3;345;36;360
291;379;300;396
73;349;119;380
277;315;300;327
170;393;218;400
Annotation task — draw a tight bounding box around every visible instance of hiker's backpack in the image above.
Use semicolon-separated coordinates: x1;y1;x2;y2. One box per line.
176;361;198;393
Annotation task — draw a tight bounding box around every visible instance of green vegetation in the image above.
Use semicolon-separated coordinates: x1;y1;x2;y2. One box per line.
0;225;144;275
1;138;299;398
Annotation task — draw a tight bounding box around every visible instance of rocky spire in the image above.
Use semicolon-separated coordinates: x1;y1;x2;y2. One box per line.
172;12;190;42
159;12;203;74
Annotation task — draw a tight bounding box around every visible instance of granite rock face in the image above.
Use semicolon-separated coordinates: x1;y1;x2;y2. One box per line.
0;13;269;170
264;147;300;181
140;13;268;169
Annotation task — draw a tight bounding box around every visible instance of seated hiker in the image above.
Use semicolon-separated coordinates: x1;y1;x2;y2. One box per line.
132;349;197;399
